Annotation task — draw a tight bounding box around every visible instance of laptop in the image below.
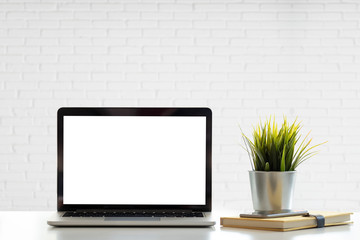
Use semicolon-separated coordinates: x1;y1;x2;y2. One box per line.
47;107;215;226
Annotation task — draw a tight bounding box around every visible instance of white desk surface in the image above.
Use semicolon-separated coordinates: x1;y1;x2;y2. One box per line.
0;211;358;240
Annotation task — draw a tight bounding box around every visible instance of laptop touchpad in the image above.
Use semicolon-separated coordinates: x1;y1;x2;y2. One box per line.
105;217;161;221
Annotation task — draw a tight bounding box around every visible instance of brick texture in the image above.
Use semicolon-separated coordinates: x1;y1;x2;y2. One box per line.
0;0;360;212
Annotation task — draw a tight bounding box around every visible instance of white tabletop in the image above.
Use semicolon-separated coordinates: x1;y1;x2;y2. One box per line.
0;211;358;240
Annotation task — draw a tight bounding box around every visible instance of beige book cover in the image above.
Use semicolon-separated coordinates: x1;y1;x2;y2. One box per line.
220;211;353;232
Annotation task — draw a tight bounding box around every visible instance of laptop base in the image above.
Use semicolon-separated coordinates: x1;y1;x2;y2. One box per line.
47;212;216;227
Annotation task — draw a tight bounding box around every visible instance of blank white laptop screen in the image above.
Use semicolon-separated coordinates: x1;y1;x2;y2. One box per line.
63;116;206;205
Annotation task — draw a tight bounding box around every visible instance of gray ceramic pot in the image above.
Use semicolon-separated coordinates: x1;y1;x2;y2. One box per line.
249;171;296;213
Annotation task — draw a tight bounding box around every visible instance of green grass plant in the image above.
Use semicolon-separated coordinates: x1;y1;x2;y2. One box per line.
241;116;326;171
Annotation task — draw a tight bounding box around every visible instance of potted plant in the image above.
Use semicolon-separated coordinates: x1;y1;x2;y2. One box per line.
241;116;325;214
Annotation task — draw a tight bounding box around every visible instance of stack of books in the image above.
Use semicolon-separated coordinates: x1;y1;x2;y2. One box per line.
220;211;352;232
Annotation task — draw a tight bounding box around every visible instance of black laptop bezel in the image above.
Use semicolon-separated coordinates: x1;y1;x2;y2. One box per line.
57;107;212;212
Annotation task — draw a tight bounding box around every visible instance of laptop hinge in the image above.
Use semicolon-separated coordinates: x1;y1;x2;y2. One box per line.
74;209;194;213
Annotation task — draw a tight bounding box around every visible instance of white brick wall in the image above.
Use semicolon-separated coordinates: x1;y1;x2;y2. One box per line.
0;0;360;212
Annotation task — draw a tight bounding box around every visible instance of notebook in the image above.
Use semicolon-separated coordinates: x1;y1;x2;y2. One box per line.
47;107;215;227
220;211;352;231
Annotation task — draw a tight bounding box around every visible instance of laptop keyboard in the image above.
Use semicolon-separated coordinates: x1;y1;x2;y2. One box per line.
63;211;204;218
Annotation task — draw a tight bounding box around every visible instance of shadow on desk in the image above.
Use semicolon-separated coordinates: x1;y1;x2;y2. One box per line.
49;226;215;240
220;224;353;240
